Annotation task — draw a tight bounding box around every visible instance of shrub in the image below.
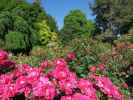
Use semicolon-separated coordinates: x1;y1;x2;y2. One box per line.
5;31;30;52
35;20;59;45
30;46;47;57
30;44;64;60
0;50;15;73
11;54;44;67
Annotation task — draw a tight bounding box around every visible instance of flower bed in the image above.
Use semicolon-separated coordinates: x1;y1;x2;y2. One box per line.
0;50;124;100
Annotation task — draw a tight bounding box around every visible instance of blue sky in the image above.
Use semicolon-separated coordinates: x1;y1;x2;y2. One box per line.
27;0;95;29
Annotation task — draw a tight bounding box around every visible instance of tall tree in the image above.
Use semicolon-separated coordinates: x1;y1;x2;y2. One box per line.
61;9;95;43
46;14;58;33
91;0;133;35
0;11;13;38
0;0;58;53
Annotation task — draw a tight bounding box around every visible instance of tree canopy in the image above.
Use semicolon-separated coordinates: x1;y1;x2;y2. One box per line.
0;0;58;53
61;9;95;43
91;0;133;35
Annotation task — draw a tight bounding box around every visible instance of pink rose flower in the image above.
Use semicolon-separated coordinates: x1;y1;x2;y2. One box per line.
0;50;8;61
61;96;72;100
66;52;76;61
27;68;40;84
2;84;17;100
54;58;67;67
72;93;92;100
78;79;98;100
95;76;123;100
33;76;56;99
52;65;69;80
15;76;27;90
89;66;97;72
122;83;128;89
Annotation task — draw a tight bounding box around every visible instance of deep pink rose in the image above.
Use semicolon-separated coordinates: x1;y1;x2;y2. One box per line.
15;76;27;90
52;65;69;80
0;60;15;67
0;74;12;84
0;50;8;61
61;96;72;100
95;76;123;100
54;58;67;67
72;93;92;100
122;83;128;89
27;68;40;84
66;52;76;61
78;79;98;100
33;76;56;99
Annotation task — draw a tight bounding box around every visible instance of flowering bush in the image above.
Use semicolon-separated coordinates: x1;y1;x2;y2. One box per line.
0;50;125;100
0;50;15;73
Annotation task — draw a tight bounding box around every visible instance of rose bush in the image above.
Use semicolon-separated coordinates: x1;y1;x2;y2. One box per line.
0;50;15;74
0;50;126;100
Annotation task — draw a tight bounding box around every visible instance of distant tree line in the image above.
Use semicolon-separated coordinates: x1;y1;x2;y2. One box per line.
0;0;58;53
0;0;132;53
91;0;133;35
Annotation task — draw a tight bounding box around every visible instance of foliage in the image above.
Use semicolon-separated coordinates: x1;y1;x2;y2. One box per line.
114;29;133;43
91;40;112;55
61;9;95;43
91;0;133;35
107;49;132;71
30;46;47;57
30;43;64;60
0;0;17;11
11;54;44;67
0;39;4;49
65;37;112;77
13;16;30;33
5;31;30;52
0;0;58;53
128;28;133;34
35;20;57;45
46;14;58;32
0;11;13;38
0;50;15;73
